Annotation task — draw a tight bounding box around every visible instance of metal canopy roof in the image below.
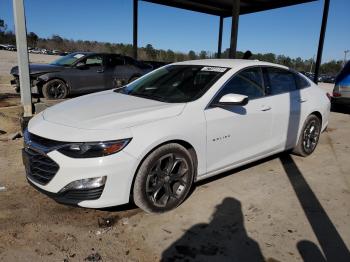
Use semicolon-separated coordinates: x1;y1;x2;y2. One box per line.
144;0;316;16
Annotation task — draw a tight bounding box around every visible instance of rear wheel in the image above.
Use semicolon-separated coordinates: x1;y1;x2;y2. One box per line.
42;79;68;100
133;143;194;213
293;114;321;157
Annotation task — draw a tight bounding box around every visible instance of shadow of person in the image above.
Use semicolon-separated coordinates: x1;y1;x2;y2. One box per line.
297;240;327;262
161;197;264;262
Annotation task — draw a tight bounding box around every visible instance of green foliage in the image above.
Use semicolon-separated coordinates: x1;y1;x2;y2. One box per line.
0;18;343;75
27;32;38;48
188;50;196;60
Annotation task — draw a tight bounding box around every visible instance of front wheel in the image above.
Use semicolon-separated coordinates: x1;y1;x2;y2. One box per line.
42;79;68;100
293;114;321;157
133;143;195;213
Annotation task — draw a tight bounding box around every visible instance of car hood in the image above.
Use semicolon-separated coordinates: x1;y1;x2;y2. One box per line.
10;64;63;75
42;90;186;130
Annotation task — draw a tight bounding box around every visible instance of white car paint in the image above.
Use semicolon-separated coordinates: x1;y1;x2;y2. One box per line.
26;59;330;208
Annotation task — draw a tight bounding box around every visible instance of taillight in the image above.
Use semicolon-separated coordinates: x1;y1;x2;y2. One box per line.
333;91;341;97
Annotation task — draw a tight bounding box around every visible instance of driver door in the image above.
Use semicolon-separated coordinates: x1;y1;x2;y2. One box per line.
205;67;273;173
71;54;105;93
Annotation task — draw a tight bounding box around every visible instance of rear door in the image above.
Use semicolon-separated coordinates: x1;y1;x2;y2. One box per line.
103;54;126;89
263;67;304;150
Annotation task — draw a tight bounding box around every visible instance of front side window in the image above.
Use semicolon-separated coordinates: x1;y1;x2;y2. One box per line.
214;67;265;101
84;55;103;66
266;67;297;95
116;65;228;103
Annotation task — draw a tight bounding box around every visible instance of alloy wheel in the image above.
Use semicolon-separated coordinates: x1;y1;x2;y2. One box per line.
302;119;320;154
145;153;190;208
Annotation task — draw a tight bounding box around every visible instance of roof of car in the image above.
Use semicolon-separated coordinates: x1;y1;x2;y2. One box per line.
172;59;288;70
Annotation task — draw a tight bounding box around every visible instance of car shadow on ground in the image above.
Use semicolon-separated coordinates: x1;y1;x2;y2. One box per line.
331;104;350;115
162;86;350;261
280;154;350;262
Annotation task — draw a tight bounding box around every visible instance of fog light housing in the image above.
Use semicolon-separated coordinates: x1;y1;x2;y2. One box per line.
60;176;107;193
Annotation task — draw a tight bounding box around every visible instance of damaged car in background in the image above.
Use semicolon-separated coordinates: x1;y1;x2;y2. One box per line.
10;52;152;99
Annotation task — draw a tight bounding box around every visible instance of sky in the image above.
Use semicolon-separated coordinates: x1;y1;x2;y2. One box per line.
0;0;349;61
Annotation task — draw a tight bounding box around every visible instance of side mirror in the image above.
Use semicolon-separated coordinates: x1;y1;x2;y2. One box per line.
215;93;249;106
76;62;87;69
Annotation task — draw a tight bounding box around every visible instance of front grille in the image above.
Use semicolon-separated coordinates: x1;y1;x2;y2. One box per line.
23;148;59;185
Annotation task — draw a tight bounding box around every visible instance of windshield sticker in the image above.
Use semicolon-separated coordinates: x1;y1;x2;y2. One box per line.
201;66;227;72
73;54;85;59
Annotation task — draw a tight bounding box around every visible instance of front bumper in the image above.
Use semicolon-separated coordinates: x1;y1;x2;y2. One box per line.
11;76;40;94
27;178;105;206
24;146;138;208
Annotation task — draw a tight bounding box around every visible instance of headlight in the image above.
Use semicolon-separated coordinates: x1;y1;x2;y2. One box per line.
57;139;131;158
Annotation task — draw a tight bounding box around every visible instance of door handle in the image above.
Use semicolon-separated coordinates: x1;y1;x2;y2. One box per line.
97;69;104;73
261;105;271;111
299;98;307;103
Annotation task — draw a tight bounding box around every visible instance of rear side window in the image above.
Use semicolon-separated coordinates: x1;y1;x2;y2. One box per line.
215;67;265;100
265;67;297;95
295;74;310;89
106;55;124;67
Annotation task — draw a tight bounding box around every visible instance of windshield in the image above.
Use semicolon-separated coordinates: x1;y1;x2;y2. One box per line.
50;53;86;66
116;65;228;103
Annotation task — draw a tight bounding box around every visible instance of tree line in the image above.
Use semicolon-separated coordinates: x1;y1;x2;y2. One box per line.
0;18;343;75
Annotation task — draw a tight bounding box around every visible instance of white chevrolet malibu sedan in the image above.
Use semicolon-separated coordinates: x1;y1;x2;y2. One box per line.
23;59;330;213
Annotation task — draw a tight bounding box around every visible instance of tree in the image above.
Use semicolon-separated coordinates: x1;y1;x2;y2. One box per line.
166;49;175;62
199;50;207;59
51;34;63;43
27;32;38;48
188;50;196;60
0;19;6;33
145;44;156;60
320;60;343;75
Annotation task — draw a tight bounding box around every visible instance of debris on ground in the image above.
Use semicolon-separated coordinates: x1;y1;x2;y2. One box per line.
98;216;117;228
9;131;22;140
121;217;129;225
84;252;102;261
0;130;6;135
0;186;6;192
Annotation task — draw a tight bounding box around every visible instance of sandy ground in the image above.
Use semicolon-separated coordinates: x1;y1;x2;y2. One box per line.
0;50;58;85
1;50;350;261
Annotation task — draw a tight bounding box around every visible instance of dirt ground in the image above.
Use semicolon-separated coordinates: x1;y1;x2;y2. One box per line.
0;50;350;261
0;50;58;86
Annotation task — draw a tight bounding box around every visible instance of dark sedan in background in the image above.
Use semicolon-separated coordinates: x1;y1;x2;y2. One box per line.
10;52;153;99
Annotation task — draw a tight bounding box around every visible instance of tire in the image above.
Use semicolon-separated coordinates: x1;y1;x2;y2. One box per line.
292;114;321;157
42;79;68;100
133;143;195;213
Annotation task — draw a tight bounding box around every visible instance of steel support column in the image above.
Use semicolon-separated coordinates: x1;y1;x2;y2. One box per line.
12;0;32;117
133;0;138;59
217;16;223;58
314;0;330;83
229;0;240;59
